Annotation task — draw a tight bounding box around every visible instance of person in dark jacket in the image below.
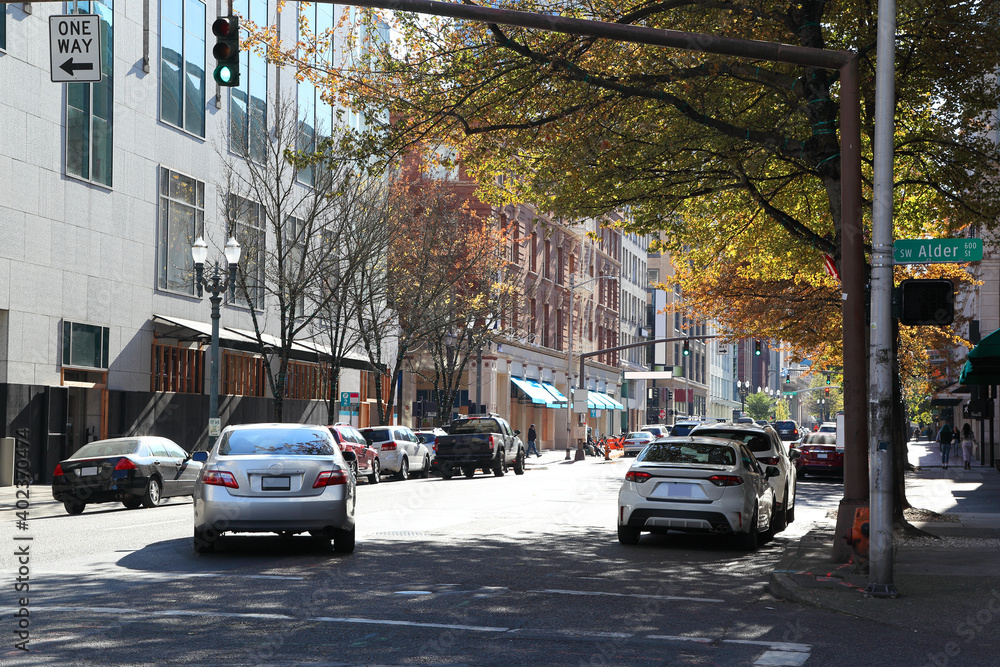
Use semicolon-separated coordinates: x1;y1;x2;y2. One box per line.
526;424;540;457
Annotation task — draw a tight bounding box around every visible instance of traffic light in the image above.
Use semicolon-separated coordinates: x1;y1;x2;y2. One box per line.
899;279;954;326
826;373;832;385
682;340;690;356
665;388;673;402
824;387;830;397
212;16;240;87
754;340;762;356
785;372;791;384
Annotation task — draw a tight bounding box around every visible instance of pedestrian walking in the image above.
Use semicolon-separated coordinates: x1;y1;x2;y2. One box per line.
526;424;540;457
937;422;954;469
961;423;977;470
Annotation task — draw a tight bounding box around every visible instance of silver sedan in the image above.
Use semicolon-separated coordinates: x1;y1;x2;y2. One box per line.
617;436;777;550
191;423;357;554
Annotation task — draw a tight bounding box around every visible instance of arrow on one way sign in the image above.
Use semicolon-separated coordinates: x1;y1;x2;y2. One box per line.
49;15;102;83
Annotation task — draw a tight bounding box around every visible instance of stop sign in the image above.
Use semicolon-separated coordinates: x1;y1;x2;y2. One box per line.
658;409;666;419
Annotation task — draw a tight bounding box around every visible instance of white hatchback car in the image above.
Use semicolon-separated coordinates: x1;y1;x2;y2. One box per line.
360;426;431;480
617;436;778;550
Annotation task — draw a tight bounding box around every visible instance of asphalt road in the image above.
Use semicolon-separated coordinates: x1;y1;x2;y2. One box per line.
0;459;991;665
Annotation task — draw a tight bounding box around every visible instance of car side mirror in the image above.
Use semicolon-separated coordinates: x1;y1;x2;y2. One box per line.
342;451;357;463
765;465;780;478
191;451;208;463
514;429;521;436
789;449;801;461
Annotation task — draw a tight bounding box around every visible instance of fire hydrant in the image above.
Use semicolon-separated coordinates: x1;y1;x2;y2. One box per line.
843;506;870;570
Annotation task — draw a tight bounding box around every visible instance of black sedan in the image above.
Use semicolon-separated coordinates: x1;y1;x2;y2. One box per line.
52;437;202;515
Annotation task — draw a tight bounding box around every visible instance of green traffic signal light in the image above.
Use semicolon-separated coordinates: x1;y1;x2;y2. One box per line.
212;16;240;87
682;340;690;356
826;374;832;385
754;340;762;356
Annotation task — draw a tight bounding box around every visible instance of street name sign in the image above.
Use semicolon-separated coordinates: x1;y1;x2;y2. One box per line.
893;238;982;264
49;14;102;83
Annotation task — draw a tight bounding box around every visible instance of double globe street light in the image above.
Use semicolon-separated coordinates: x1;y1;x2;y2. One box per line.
191;236;242;448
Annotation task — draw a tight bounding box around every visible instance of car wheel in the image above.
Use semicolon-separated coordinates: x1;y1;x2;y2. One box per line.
333;526;356;554
193;527;217;554
367;459;381;484
771;486;789;533
396;457;409;481
64;500;86;515
617;524;641;545
419;456;430;479
736;504;760;551
512;449;526;475
463;465;476;479
787;492;796;524
493;449;506;477
142;477;162;508
350;461;359;484
122;497;143;510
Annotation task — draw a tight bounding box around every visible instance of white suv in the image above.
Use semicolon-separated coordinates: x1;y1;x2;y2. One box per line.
640;424;669;438
360;426;432;481
688;422;799;534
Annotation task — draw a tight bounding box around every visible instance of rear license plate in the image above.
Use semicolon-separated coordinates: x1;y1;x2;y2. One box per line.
261;476;290;490
652;482;694;498
816;453;828;459
79;466;99;476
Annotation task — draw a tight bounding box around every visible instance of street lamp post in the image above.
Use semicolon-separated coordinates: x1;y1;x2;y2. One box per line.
567;272;618;461
192;236;242;450
737;380;751;415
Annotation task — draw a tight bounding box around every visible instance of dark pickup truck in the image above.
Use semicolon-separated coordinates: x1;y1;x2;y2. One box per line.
435;415;526;479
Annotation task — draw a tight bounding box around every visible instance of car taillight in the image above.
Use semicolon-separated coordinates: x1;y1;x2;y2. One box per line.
757;457;779;466
382;442;397;451
708;475;744;486
625;470;652;483
202;471;239;488
53;464;64;477
489;435;495;448
115;458;138;471
313;470;348;488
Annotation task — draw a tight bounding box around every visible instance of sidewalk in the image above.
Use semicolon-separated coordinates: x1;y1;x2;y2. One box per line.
769;437;1000;631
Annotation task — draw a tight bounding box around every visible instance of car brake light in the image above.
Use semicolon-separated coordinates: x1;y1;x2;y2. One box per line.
625;470;652;482
489;435;495;447
115;458;138;471
757;457;779;466
202;471;239;488
382;442;397;451
313;470;348;488
708;475;744;486
53;464;64;477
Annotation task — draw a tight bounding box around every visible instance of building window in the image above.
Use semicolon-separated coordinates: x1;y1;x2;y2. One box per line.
542;305;550;348
231;0;268;162
530;232;538;272
228;195;266;308
1;4;6;50
296;1;334;186
66;1;113;187
63;321;110;369
530;298;536;339
556;247;564;285
158;167;205;294
160;0;205;136
544;240;551;280
556;309;563;351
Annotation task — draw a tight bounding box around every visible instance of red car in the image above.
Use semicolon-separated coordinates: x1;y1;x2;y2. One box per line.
328;423;381;483
794;433;843;477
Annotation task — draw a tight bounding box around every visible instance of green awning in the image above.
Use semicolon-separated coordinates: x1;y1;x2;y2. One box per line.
959;329;1000;385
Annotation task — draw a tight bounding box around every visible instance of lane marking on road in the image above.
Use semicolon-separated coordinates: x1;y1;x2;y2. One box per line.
40;570;303;581
535;588;725;603
723;639;811;652
753;650;811;666
394;590;434;595
645;635;713;643
311;616;508;632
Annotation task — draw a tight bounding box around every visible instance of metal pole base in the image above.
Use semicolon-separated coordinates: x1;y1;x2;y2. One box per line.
565;448;571;460
863;583;900;599
574;446;586;461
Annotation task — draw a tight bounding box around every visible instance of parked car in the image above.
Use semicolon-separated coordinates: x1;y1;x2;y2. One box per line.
622;431;656;457
434;415;525;479
328;423;381;484
360;426;431;480
688;422;798;533
52;436;202;515
617;436;778;550
818;422;837;433
414;428;448;471
669;420;703;436
640;424;669;438
191;423;357;554
794;433;843;477
772;420;801;443
736;417;755;424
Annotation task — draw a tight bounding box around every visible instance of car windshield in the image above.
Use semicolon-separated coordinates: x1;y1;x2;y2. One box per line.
362;429;392;444
219;428;336;456
693;429;772;453
450;419;502;434
71;440;140;458
638;442;736;466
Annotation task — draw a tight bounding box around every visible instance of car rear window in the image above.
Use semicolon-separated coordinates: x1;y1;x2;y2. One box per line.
638;442;736;466
218;428;337;456
71;440;141;458
774;421;795;429
693;429;772;453
362;429;392;444
450;419;502;434
670;424;696;436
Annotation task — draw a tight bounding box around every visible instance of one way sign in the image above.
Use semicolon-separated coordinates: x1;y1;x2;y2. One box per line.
49;14;102;83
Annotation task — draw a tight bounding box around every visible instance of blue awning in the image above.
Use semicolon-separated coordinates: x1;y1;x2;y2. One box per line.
539;382;568;407
512;377;561;407
602;394;625;410
587;392;603;409
590;392;624;410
